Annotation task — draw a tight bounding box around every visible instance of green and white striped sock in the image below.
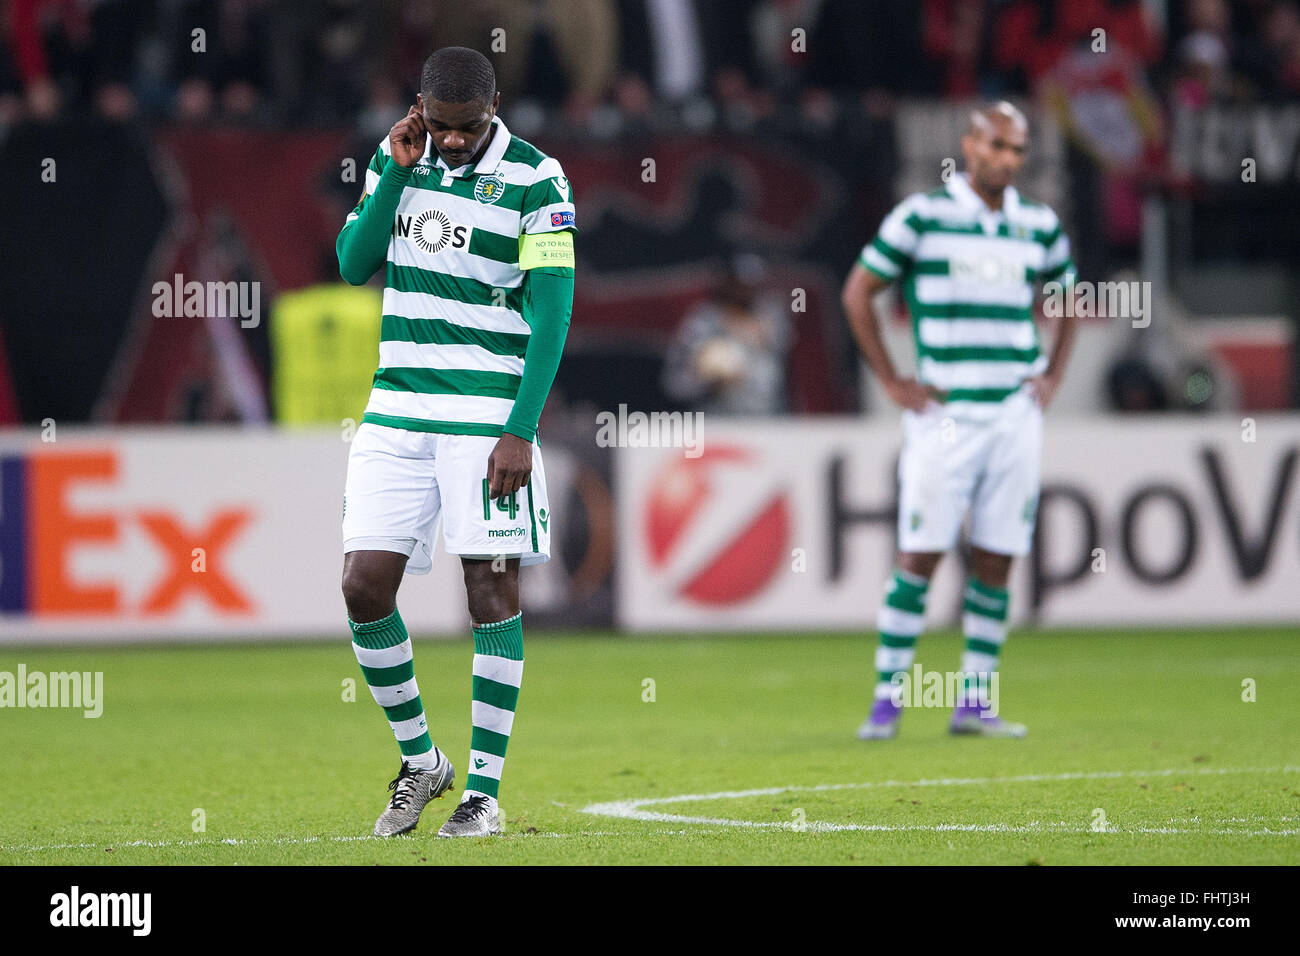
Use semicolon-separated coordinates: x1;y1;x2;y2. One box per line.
874;569;929;702
960;578;1009;707
465;613;524;801
349;608;441;770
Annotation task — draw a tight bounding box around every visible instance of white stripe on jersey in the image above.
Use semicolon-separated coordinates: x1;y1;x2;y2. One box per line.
861;244;901;277
378;340;525;377
403;188;524;238
364;389;517;425
381;289;531;335
915;231;1040;272
387;237;525;290
919;356;1047;390
913;275;1035;309
917;318;1038;350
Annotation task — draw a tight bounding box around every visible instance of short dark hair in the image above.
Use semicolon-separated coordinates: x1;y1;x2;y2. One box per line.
419;47;496;105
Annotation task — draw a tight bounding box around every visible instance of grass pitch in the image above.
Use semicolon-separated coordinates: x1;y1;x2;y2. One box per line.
1;628;1296;865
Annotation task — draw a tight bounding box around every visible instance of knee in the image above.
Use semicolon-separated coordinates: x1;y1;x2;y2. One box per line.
462;560;518;624
465;585;517;625
341;564;394;622
896;552;941;580
969;550;1013;589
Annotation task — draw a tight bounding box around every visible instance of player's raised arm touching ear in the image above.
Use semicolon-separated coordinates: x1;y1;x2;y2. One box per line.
336;106;428;285
389;104;428;167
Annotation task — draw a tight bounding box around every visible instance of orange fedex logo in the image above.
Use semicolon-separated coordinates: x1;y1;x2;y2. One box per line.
1;450;254;616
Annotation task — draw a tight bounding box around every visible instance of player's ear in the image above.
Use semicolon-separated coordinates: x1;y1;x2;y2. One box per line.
491;91;500;115
416;92;425;114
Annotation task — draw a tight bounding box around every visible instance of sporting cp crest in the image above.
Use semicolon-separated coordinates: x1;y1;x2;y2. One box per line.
474;174;505;205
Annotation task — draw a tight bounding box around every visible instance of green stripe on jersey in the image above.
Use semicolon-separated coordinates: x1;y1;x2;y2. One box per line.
401;174;527;212
911;302;1032;321
872;237;909;266
520;178;570;214
940;386;1023;403
373;366;521;398
468;227;521;265
920;345;1038;363
911;260;1037;283
386;264;523;309
905;213;1059;245
381;315;529;357
361;413;504;436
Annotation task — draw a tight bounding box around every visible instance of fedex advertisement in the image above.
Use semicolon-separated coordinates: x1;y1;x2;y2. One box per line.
0;429;465;641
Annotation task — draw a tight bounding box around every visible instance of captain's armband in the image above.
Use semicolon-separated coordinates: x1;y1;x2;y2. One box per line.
519;231;575;270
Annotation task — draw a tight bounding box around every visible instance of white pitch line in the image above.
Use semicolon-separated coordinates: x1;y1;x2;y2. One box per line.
579;765;1300;836
0;830;625;855
5;767;1297;853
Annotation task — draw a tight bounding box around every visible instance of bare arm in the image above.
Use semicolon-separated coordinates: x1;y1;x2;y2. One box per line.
1026;309;1079;408
841;263;933;412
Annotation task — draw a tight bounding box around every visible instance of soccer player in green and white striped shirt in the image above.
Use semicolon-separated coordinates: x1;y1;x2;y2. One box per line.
841;101;1078;740
336;47;574;838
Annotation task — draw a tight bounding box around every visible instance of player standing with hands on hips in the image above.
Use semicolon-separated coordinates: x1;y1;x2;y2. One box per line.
841;102;1077;740
336;47;575;835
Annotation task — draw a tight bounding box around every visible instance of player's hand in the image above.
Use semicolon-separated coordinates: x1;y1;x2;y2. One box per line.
883;375;938;412
487;433;533;500
1025;372;1061;409
389;105;428;168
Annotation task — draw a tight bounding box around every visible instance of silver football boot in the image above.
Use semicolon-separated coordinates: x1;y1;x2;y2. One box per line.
373;754;455;837
437;794;501;838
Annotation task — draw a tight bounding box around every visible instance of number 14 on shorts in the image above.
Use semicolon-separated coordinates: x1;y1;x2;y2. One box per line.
481;479;519;520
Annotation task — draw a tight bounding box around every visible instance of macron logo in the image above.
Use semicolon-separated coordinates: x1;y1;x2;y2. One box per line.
50;886;151;936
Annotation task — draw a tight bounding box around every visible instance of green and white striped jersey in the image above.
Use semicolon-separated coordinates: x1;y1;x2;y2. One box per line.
859;172;1074;420
349;116;576;436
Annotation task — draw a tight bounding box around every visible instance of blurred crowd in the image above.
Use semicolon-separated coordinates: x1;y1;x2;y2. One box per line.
4;0;1295;423
3;0;1299;133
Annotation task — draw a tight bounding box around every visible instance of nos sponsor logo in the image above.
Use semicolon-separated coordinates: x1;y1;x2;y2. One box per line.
393;210;471;254
951;254;1024;286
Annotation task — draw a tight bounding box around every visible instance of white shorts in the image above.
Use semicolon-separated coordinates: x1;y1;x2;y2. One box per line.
342;423;551;573
896;385;1042;557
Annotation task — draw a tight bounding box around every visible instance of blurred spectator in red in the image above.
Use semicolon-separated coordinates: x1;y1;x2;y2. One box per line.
9;0;83;119
993;0;1164;279
1262;1;1300;97
994;0;1162;87
922;0;985;98
1172;29;1232;108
